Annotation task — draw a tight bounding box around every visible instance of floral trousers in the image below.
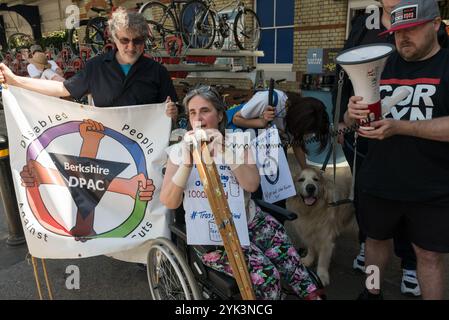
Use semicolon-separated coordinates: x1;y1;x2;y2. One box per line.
200;207;318;300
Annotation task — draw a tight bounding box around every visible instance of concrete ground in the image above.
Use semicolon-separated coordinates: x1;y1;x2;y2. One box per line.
0;109;448;300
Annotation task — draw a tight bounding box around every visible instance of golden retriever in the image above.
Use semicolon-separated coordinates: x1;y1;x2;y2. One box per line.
286;167;355;286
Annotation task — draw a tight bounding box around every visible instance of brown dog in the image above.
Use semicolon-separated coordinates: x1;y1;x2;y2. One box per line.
286;167;354;286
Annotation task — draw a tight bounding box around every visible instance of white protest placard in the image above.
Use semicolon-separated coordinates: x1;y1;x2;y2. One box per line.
251;126;296;203
183;163;249;246
2;86;172;263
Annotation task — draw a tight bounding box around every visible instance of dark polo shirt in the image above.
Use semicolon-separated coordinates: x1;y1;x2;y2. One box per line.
63;49;177;107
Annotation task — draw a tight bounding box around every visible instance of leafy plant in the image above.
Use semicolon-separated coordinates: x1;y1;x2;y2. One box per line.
7;33;34;50
39;30;68;51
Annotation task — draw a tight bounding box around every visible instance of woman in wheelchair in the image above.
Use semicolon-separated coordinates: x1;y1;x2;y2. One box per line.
160;85;322;300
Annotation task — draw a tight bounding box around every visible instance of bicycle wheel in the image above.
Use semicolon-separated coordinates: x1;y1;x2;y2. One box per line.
233;8;261;51
85;16;108;55
67;20;89;55
180;0;216;49
147;237;201;300
139;1;178;51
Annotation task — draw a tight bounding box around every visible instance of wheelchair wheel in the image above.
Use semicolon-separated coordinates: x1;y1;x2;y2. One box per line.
147;237;202;300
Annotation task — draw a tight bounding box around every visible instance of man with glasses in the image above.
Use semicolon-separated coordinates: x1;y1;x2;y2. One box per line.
346;0;449;300
0;8;178;120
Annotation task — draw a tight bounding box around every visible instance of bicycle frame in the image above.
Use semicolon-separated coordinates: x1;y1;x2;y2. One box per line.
201;0;246;31
207;0;245;16
166;0;186;26
197;0;246;46
145;0;189;37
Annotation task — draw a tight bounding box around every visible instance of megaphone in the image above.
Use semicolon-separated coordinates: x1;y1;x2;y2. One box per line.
336;43;395;129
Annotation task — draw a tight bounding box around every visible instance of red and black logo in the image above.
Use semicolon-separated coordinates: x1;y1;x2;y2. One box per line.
392;5;418;25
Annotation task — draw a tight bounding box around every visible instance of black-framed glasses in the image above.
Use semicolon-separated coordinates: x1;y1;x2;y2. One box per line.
117;37;145;46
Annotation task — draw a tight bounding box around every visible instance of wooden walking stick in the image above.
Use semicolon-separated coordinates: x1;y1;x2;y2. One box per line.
190;136;256;300
30;255;54;300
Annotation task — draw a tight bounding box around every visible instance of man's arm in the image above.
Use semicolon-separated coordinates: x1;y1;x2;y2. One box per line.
233;111;268;128
397;117;449;142
12;76;70;97
358;117;449;142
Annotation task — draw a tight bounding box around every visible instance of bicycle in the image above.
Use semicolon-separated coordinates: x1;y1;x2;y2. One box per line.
68;0;113;55
138;0;189;52
179;0;261;50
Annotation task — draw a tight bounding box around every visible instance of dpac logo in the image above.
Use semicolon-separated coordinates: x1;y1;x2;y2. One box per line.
20;119;155;241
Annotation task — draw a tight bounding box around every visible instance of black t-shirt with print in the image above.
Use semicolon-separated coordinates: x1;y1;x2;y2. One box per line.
357;48;449;203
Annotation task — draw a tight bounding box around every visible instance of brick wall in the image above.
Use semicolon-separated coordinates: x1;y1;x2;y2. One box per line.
294;0;348;74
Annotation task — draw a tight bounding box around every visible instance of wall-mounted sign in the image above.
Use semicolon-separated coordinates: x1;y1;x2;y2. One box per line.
323;48;341;74
306;48;323;74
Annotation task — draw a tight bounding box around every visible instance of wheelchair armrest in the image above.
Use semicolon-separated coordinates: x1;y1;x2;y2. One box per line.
253;199;297;224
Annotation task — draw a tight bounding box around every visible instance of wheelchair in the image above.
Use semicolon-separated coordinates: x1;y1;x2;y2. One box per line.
146;198;325;300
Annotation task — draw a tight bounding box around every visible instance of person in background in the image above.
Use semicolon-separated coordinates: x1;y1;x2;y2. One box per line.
27;51;64;82
27;44;63;79
232;90;330;172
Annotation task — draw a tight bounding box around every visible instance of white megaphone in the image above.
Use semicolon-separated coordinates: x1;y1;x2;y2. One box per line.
336;43;397;129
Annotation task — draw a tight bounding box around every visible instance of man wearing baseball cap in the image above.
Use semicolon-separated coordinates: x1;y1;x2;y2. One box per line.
379;0;441;36
345;0;449;300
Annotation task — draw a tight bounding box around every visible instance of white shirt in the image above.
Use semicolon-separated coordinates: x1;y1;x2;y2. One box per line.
40;68;59;80
167;138;257;223
27;60;59;78
239;89;288;132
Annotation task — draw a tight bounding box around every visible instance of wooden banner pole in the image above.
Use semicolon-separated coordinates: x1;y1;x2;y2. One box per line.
191;138;256;300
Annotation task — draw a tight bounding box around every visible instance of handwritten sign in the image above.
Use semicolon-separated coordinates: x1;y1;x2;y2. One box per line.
251;127;296;203
183;163;249;246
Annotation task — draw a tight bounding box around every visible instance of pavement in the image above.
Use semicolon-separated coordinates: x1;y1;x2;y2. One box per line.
0;108;448;300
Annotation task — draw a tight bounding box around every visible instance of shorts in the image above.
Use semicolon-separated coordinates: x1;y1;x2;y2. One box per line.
358;192;449;253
